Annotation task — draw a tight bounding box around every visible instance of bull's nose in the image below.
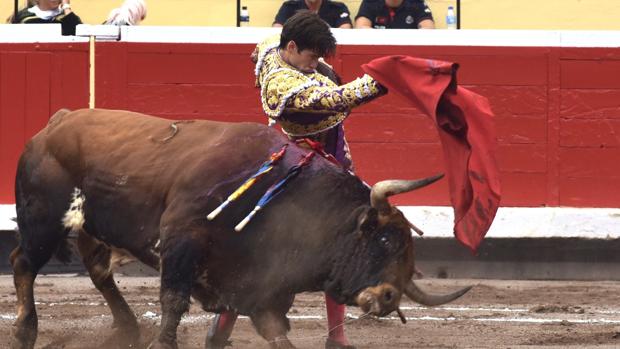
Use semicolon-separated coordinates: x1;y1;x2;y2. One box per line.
379;285;399;309
356;284;401;316
383;289;394;303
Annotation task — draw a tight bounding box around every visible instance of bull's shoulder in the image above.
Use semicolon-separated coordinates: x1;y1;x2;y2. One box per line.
45;108;74;133
48;108;72;125
45;108;98;134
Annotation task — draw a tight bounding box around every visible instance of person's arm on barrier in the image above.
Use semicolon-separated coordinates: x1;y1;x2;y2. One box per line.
354;0;375;28
413;0;435;29
272;1;294;27
331;2;353;29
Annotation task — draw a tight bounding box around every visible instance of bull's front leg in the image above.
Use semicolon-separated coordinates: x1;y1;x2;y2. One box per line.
149;236;202;349
251;310;295;349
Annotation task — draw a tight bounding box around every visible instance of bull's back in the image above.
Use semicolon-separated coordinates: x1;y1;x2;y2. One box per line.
43;108;266;154
40;108;280;178
19;108;286;251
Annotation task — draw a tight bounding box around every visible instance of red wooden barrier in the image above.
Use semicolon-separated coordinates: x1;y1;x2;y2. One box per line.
94;41;620;207
2;37;619;208
0;43;89;203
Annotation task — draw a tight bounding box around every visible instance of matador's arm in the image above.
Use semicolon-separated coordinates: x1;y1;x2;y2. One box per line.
285;74;385;113
261;69;386;118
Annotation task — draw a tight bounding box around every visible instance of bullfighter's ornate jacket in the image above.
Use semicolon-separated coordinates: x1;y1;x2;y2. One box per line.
253;35;386;168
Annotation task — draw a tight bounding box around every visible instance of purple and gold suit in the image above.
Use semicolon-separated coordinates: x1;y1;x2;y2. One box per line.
254;35;386;169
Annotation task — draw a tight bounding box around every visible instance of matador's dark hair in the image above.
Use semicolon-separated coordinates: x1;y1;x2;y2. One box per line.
279;10;336;58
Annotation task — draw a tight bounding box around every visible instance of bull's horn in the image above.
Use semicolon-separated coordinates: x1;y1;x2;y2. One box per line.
404;280;472;306
370;174;444;214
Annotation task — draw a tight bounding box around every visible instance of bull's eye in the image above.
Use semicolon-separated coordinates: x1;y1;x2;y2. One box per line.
380;236;390;247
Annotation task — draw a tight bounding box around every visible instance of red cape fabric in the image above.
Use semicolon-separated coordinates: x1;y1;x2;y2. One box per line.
362;56;501;253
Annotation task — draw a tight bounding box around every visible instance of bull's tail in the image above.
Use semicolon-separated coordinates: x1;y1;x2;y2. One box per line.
11;216;21;245
18;226;76;265
10;217;73;265
53;237;75;264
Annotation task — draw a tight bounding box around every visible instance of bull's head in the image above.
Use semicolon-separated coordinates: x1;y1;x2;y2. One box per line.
328;174;471;320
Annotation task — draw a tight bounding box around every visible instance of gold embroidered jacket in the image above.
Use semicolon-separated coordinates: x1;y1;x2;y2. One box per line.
254;35;386;137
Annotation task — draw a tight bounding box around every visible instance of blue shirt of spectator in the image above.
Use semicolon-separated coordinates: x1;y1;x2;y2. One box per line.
274;0;352;28
355;0;434;29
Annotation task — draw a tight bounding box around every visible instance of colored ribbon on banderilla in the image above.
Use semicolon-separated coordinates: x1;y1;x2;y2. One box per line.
207;144;288;221
234;151;315;232
295;138;340;166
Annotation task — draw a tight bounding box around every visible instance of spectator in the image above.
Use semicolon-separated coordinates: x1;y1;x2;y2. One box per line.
11;0;82;35
355;0;435;29
104;0;147;26
274;0;352;29
6;0;33;23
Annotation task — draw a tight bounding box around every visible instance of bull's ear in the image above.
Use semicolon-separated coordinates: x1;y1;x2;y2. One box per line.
358;208;379;234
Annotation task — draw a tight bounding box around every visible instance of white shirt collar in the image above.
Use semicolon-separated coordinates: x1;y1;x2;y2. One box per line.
27;5;62;20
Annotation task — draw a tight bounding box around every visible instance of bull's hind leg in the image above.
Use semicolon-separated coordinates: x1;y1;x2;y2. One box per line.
149;235;203;349
76;232;139;346
9;246;39;349
11;155;75;349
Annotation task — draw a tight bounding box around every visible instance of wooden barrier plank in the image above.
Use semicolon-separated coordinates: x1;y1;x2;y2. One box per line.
127;52;255;84
560;148;620;178
96;42;128;110
560;47;620;60
470;85;548;116
496;114;547;144
560;89;620;119
172;113;265;124
0;44;88;204
57;50;89;110
545;48;561;206
349;142;445;181
340;53;548;86
560;118;620;148
125;84;261;116
0;53;26;203
25;53;52;139
345;114;438;143
560;176;620;207
496;144;547;173
498;172;548;206
560;60;620;89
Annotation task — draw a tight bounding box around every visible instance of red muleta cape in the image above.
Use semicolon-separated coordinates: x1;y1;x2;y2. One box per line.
362;56;501;253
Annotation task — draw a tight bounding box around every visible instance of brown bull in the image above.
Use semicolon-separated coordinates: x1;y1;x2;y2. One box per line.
11;108;471;349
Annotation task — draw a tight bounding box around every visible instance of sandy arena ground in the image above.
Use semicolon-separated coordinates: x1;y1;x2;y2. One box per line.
2;275;620;349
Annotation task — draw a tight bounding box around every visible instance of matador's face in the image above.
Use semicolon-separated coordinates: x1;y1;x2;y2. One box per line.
283;41;320;73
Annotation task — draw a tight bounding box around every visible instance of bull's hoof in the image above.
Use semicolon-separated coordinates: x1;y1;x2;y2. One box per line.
9;340;34;349
10;326;36;349
269;337;295;349
325;338;356;349
147;340;178;349
9;338;35;349
99;327;140;349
